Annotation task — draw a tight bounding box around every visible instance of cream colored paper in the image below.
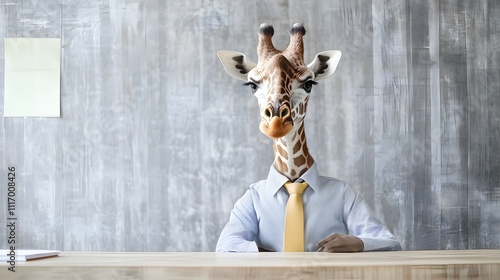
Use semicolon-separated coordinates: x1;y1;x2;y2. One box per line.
4;38;61;117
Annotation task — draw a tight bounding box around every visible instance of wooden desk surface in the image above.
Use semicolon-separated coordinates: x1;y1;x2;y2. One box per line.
1;250;500;279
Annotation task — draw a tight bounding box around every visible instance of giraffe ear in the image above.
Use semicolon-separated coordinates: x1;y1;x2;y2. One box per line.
217;50;256;81
307;50;342;81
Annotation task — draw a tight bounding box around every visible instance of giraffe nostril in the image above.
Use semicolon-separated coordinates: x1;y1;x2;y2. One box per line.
265;108;272;119
280;108;289;119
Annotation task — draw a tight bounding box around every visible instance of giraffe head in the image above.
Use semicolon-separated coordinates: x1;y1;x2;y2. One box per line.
218;23;341;139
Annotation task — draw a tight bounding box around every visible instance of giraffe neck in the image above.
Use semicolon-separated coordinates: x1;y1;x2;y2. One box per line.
272;122;314;181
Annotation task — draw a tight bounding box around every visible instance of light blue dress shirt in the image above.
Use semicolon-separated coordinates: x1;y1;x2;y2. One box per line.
216;163;402;252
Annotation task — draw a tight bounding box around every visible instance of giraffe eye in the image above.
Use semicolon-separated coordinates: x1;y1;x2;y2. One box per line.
243;82;259;93
301;80;317;92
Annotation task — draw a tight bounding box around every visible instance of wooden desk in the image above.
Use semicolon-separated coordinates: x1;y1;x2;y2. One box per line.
1;250;499;279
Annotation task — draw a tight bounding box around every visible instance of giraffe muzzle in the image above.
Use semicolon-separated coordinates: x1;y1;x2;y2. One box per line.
259;104;293;138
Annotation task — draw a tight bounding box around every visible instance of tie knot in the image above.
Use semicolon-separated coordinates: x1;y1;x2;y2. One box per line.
284;181;308;195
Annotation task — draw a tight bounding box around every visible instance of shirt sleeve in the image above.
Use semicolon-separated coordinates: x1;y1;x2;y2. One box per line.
216;189;259;252
343;185;402;251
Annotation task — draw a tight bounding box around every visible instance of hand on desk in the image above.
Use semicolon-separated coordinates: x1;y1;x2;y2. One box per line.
257;233;363;252
316;233;364;253
258;247;273;252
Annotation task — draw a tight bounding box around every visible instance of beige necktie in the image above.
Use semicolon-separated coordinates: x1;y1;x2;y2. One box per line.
283;181;308;252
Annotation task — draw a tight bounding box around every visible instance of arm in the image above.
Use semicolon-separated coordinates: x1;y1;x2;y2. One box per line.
342;185;402;251
216;190;259;252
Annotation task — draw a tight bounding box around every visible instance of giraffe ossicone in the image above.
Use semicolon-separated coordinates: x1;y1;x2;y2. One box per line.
218;23;342;181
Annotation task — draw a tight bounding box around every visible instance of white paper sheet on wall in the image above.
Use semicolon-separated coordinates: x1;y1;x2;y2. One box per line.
3;38;61;117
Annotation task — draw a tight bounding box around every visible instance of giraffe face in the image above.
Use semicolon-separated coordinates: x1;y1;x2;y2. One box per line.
217;23;342;139
246;54;316;138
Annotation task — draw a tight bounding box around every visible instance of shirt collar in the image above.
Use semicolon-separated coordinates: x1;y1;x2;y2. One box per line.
264;162;320;197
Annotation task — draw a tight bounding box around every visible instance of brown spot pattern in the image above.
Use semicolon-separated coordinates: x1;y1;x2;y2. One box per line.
277;145;288;160
307;154;314;166
300;130;306;142
298;125;304;136
276;157;288;173
303;143;309;155
293;140;301;154
294;155;306;166
297;167;308;178
279;139;287;147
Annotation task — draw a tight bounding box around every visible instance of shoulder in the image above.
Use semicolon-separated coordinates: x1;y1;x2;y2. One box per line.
248;179;267;190
316;175;361;200
231;180;268;209
247;179;267;198
317;175;349;190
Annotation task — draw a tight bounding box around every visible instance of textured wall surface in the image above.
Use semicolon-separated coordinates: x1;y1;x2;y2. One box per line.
0;0;499;251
